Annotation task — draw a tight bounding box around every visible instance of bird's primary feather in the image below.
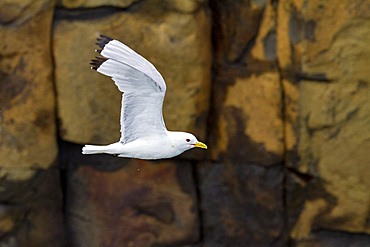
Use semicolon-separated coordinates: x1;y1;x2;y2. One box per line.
92;35;167;144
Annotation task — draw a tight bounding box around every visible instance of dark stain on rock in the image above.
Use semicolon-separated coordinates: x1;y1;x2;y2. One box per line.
54;4;137;21
0;1;57;28
194;109;208;143
199;163;286;246
263;29;277;61
345;107;359;121
286;173;338;232
327;128;341;140
221;106;282;166
0;59;31;109
0;167;65;246
287;167;314;183
1;131;26;152
175;162;196;196
289;6;302;44
210;0;265;64
58;140;127;172
117;186;153;209
304;114;315;137
289;7;317;44
297;72;330;82
304;20;317;42
307;156;321;177
366;210;370;229
286;147;300;169
33;109;52;131
357;80;368;90
295;229;370;246
0;167;62;205
135;202;174;224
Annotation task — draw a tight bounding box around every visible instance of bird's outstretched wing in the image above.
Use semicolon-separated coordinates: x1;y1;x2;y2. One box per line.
90;35;167;143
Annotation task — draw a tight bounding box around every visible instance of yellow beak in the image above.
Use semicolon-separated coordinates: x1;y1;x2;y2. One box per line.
194;141;208;149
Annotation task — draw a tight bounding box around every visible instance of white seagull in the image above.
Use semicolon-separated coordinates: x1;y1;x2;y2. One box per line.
82;35;207;159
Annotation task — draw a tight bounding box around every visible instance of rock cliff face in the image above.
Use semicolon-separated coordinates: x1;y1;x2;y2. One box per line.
277;1;370;245
0;0;64;246
0;0;369;246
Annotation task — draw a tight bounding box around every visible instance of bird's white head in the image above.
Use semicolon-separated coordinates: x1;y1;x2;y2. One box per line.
168;131;207;154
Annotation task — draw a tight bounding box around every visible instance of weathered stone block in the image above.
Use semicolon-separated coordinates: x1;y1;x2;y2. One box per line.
211;73;284;166
0;169;65;247
288;79;370;236
277;0;370;239
57;0;139;8
0;1;65;246
60;142;199;247
53;2;211;147
303;18;370;82
294;229;370;247
211;0;267;64
302;1;370;76
199;162;286;246
210;0;284;166
57;0;206;13
0;0;57;170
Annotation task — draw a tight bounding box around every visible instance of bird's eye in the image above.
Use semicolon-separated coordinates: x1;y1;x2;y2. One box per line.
186;139;191;142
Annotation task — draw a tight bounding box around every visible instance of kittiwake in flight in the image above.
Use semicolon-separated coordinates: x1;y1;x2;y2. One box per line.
82;35;207;159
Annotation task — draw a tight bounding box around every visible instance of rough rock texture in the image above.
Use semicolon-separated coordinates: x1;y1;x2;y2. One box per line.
1;0;370;246
277;0;370;242
212;73;283;165
57;0;139;8
202;1;287;246
199;163;285;246
295;230;370;247
0;0;57;170
53;1;211;148
210;0;284;166
57;0;207;13
60;141;199;247
0;0;65;246
0;170;65;247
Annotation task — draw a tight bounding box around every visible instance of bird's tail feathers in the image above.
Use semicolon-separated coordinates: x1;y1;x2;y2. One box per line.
82;145;115;155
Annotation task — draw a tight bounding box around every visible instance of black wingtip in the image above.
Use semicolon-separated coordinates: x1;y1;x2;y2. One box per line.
100;34;113;39
95;34;114;50
90;56;108;70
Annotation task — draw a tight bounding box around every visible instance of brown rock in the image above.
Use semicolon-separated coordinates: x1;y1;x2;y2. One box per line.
0;169;65;247
289;78;370;235
0;0;55;26
277;0;370;238
294;229;370;247
211;73;284;165
203;0;285;238
0;1;65;246
0;0;57;169
57;0;139;8
210;0;284;166
302;1;370;76
61;142;199;247
303;18;370;82
53;2;211;147
211;0;266;64
276;0;304;75
276;0;303;169
57;0;206;13
199;163;286;246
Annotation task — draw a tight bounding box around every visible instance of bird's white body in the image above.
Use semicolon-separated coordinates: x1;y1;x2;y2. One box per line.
82;35;207;159
83;131;199;159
